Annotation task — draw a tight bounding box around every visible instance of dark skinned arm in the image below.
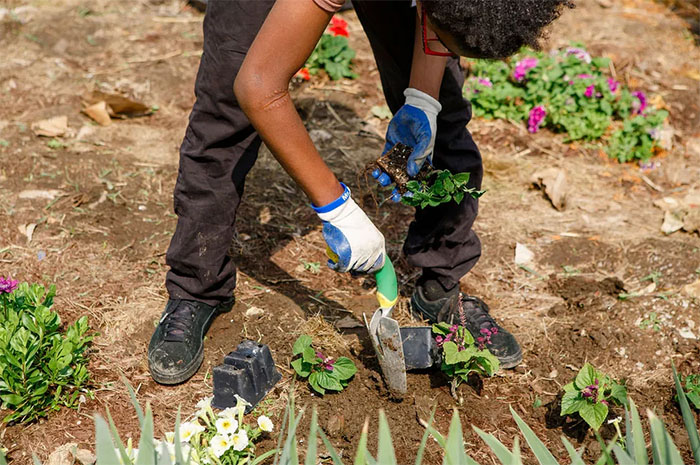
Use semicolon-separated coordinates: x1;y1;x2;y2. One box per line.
234;0;343;207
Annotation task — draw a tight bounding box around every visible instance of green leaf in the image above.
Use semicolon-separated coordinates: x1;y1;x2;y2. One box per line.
561;436;585;465
94;414;122;464
579;402;608;431
135;404;155;465
305;409;318;465
377;411;397;465
308;372;325;395
332;357;356;381
560;391;586;416
575;363;597;389
510;406;559;465
316;371;343;392
293;335;312;355
302;346;318;364
474;425;519;464
0;393;23;406
291;358;311;378
672;364;700;464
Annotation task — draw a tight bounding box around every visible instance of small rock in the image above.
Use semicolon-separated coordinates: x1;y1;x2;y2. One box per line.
683;279;700;299
531;168;568;210
678;328;697;340
47;443;77;465
514;243;534;266
245;306;264;318
32;115;68;138
309;129;332;144
19;189;63;200
73;449;96;465
682;208;700;234
661;210;684;235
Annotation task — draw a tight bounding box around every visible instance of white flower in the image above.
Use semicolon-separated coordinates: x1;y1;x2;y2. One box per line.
257;415;273;432
215;416;239;436
233;394;251;414
210;434;232;458
196;396;213;419
231;429;249;452
179;421;205;442
164;432;175;444
219;407;238;420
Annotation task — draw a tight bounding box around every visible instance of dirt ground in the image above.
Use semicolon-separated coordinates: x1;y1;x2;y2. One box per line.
1;0;699;463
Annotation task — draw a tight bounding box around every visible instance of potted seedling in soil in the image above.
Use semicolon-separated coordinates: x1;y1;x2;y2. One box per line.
369;143;485;208
290;335;357;395
560;363;628;431
432;300;500;401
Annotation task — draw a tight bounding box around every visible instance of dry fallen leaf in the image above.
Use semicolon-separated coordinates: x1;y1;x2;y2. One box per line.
18;189;64;200
83;91;151;118
19;223;37;244
32;115;68;137
82;101;112;126
531;168;568;210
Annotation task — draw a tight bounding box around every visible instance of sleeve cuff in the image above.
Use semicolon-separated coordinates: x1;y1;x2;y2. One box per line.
311;183;351;214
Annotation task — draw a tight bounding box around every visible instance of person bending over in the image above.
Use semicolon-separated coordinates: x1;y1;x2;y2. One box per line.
148;0;572;385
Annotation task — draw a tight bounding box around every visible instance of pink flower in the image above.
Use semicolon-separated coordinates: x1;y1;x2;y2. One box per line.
577;74;593;79
607;78;619;93
329;16;349;37
513;57;538;81
632;90;647;115
477;78;493;88
528;105;547;133
0;277;18;295
565;47;592;63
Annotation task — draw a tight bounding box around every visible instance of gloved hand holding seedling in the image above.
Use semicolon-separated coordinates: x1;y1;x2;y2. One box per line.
369;143;485;208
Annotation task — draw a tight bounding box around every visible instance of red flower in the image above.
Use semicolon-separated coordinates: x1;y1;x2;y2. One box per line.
296;67;311;81
329;16;349;37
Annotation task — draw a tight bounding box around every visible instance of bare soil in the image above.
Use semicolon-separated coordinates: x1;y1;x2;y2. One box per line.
0;0;699;464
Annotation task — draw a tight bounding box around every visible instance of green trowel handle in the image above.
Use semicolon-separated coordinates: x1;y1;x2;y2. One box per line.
375;257;398;310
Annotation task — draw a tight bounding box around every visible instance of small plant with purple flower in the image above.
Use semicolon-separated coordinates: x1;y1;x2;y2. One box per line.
560;363;628;431
464;43;668;163
432;300;500;396
290;334;356;395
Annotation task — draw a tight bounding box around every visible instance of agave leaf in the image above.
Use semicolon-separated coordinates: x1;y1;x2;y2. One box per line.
443;410;479;465
414;407;436;465
318;428;346;465
135;403;156;465
625;399;648;465
95;414;123;465
509;406;559;465
354;420;371;465
122;375;145;425
272;389;292;465
673;364;700;465
105;405;132;465
252;450;279;465
612;445;636;465
377;411;397;465
279;409;303;465
158;441;173;465
648;410;683;465
560;437;584;465
473;426;515;464
512;436;522;465
173;409;185;465
304;410;318;465
0;451;7;465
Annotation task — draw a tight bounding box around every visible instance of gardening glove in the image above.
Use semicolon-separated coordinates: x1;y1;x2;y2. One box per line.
312;183;386;273
373;88;442;202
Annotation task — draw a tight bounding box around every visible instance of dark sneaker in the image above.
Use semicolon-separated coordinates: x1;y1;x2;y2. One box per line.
148;298;234;385
411;284;522;369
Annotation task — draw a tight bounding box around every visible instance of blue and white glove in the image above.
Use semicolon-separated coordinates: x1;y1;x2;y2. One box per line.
313;183;386;273
373;88;442;202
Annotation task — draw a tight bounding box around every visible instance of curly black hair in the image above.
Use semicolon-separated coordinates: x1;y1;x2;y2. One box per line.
423;0;574;59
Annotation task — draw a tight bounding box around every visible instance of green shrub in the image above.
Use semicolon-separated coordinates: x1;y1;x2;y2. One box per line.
465;45;668;163
402;171;485;209
0;279;93;423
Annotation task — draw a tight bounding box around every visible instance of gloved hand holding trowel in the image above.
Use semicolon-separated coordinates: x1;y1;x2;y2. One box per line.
146;0;571;387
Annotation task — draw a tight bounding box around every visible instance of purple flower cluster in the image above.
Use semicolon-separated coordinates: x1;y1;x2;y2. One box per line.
584;84;595;98
513;57;538;82
565;47;592;63
632;90;647;115
0;277;18;295
435;324;459;348
581;379;609;405
477;78;493;88
528;106;547;133
315;351;335;371
607;78;619;93
476;327;498;350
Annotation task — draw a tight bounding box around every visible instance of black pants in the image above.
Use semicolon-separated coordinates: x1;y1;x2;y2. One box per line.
165;0;483;305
